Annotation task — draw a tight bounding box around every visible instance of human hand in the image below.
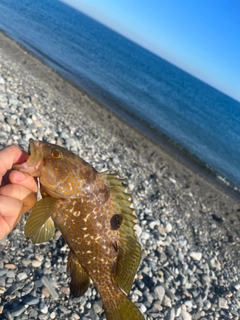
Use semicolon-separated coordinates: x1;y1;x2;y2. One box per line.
0;145;38;240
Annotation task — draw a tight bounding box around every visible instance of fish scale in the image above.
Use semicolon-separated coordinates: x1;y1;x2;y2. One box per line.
13;139;144;320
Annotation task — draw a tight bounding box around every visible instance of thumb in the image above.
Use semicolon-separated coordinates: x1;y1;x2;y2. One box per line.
9;171;38;193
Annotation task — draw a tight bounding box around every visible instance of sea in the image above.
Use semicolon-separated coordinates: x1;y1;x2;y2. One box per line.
0;0;240;191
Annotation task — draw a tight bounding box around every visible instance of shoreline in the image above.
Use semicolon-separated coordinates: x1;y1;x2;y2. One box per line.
1;31;239;202
1;31;240;319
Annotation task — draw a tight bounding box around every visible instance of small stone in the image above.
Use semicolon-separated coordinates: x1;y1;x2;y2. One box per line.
113;157;120;164
61;286;70;295
134;224;142;238
139;303;147;314
29;309;39;318
0;276;6;287
154;285;165;303
39;302;48;314
4;264;16;269
4;284;18;296
141;231;150;240
8;98;18;106
165;308;175;320
23;294;40;305
189;252;202;261
93;301;102;313
218;297;228;309
34;120;42;127
17;272;28;281
0;268;8;277
21;258;31;266
42;287;50;297
181;308;192;320
6;270;15;278
162;295;172;307
149;220;160;229
58;305;71;314
0;76;5;84
32;260;42;267
11;303;27;317
165;223;172;233
6;116;16;126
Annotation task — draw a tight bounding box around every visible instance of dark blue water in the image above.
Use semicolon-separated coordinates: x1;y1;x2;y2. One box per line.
1;0;240;189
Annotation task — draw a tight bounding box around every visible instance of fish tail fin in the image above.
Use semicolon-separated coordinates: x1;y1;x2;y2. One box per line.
103;289;145;320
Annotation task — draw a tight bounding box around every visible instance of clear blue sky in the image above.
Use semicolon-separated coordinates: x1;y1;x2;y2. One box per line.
61;0;240;101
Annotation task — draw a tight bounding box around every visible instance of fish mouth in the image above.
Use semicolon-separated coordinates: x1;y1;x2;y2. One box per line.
12;139;44;176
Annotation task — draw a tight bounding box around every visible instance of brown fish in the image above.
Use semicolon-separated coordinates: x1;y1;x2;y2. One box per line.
13;139;144;320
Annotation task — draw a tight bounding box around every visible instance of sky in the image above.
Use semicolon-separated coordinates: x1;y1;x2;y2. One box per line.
61;0;240;101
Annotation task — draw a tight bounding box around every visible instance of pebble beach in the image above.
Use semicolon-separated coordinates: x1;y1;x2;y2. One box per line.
1;32;240;320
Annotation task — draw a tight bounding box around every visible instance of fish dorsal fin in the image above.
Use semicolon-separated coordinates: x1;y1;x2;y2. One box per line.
67;250;90;297
101;171;142;294
25;197;56;244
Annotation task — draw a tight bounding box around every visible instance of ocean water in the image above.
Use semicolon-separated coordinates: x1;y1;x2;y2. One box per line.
0;0;240;190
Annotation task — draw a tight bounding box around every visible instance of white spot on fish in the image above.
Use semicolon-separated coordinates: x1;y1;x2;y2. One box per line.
73;211;81;217
97;222;102;228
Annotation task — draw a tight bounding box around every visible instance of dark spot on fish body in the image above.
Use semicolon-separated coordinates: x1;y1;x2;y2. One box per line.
110;214;123;230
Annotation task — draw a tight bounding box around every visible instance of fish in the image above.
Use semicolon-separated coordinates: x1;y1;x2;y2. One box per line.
13;139;144;320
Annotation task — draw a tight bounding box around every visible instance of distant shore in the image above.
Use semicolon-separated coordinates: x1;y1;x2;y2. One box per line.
1;30;240;319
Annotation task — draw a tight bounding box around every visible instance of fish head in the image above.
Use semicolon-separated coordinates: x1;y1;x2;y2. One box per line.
13;139;87;198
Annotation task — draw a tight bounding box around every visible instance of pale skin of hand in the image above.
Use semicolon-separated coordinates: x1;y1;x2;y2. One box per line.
0;145;38;240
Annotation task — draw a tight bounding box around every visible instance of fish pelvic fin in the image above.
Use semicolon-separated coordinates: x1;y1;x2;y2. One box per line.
103;288;145;320
67;250;90;297
24;197;57;244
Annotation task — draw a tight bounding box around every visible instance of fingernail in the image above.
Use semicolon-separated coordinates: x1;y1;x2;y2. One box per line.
14;171;26;182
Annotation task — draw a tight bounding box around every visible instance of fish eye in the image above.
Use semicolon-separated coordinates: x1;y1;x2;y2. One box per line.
51;148;62;159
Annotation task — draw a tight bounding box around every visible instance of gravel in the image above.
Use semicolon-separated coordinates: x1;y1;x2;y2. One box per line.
1;32;240;319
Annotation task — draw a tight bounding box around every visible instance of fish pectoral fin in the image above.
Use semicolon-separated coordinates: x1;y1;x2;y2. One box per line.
67;250;90;297
24;197;57;244
101;172;142;294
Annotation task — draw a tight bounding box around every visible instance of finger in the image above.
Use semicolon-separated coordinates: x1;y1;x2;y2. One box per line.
0;145;29;178
9;170;38;193
0;184;37;214
0;195;22;239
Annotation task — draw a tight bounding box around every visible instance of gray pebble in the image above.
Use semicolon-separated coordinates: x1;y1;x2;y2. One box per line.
39;302;48;314
4;284;18;296
154;285;165;303
189;252;202;261
93;301;102;314
6;271;15;278
11;303;27;317
0;268;8;276
17;272;28;281
164;307;175;320
181;308;192;320
23;294;40;305
218;297;228;309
